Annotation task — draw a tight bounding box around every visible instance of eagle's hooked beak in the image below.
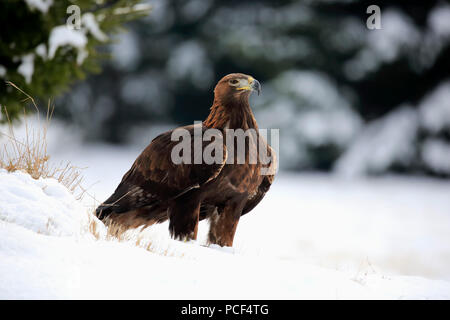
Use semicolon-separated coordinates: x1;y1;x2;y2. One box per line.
251;79;261;96
236;76;261;95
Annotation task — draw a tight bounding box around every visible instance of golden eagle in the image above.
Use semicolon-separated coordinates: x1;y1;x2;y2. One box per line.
96;73;276;247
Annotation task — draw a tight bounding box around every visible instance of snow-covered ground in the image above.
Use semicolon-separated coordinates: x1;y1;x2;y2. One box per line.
1;120;450;299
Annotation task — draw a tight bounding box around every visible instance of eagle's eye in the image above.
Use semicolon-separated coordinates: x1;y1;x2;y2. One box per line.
229;79;239;86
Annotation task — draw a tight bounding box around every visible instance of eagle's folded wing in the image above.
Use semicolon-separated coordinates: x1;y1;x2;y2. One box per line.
96;125;227;218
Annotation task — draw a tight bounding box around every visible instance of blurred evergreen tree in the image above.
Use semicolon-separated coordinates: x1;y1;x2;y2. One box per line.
0;0;149;122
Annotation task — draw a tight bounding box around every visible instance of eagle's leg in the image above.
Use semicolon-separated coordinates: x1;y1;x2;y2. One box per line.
208;199;246;247
168;193;201;242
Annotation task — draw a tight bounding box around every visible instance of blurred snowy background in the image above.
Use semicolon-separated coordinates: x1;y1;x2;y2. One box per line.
52;0;450;177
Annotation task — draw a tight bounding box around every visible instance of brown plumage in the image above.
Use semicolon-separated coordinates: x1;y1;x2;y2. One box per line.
95;73;277;247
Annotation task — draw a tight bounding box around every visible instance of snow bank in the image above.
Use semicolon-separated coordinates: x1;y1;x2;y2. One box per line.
1;168;449;299
0;169;85;236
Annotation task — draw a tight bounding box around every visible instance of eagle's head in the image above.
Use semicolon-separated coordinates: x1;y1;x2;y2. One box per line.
214;73;261;104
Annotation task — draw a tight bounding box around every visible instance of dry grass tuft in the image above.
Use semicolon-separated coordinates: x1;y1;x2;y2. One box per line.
0;81;84;198
85;213;103;240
